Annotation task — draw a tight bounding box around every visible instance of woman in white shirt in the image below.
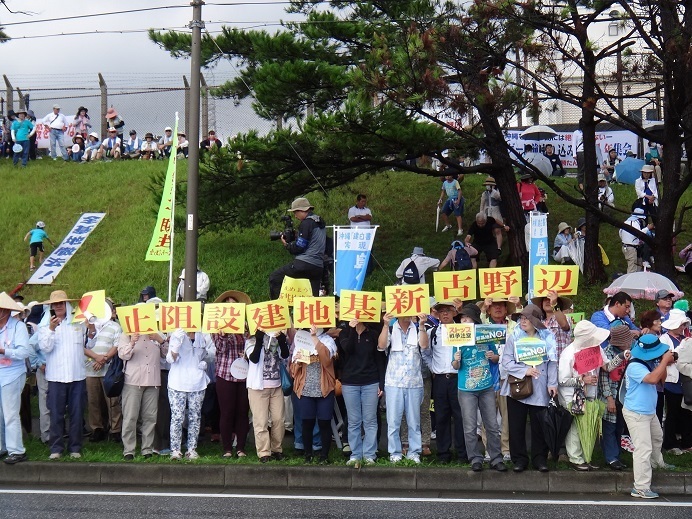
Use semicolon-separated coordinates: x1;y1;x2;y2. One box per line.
166;329;211;460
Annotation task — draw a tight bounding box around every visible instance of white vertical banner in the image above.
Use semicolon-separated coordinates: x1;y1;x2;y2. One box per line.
27;212;106;285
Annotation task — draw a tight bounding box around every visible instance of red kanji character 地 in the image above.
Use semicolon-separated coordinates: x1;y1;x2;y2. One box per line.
296;299;332;327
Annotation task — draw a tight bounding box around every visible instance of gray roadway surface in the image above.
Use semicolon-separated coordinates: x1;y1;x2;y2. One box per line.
0;487;690;519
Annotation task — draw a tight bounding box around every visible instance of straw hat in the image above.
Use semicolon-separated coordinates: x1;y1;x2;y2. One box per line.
40;290;76;305
530;295;573;312
557;222;571;233
0;292;25;312
570;320;610;350
483;176;496;186
214;290;252;305
477;298;517;315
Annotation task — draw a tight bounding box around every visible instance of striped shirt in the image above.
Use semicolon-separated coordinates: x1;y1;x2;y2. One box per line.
85;320;122;377
39;319;93;383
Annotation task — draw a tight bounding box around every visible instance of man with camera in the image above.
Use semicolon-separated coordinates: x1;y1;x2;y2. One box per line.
269;197;327;299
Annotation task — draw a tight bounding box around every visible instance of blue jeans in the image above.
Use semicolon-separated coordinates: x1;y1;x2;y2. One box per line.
291;391;320;451
71;151;84;162
386;385;423;458
12;140;30;166
341;382;379;460
47;379;86;454
0;373;27;455
49;128;68;160
601;418;624;463
458;387;502;465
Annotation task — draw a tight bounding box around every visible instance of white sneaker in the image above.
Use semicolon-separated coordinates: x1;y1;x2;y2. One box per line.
185;450;199;460
407;454;421;464
457;229;463;236
668;448;684;456
69;452;81;459
49;453;61;460
642;261;651;269
441;225;452;232
430;431;436;440
389;455;402;463
170;450;183;460
363;458;376;466
483;452;491;463
503;453;512;462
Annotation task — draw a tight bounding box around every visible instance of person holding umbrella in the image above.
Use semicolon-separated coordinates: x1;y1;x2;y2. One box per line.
558;321;629;471
623;334;676;499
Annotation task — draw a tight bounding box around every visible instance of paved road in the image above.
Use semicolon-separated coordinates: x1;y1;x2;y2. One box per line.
0;488;690;519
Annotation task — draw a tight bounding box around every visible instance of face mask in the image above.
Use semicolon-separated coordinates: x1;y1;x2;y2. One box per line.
486;186;492;191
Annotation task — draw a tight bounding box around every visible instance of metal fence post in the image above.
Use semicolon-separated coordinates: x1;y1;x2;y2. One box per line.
3;75;13;114
201;74;209;136
98;73;108;138
184;76;190;138
17;88;25;110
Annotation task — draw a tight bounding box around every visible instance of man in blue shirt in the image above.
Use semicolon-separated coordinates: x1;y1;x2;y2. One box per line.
10;109;35;167
622;334;676;499
591;291;640;347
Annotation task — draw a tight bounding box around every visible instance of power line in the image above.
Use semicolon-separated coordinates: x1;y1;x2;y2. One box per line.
5;28;191;41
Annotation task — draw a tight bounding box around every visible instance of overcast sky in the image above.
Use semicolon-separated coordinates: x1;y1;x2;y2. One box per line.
1;0;298;76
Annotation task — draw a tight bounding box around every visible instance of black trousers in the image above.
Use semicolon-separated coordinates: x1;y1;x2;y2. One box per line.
663;390;692;450
432;374;467;462
506;396;548;469
269;259;323;299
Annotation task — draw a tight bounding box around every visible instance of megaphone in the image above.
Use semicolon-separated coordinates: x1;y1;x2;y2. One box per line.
83;311;97;325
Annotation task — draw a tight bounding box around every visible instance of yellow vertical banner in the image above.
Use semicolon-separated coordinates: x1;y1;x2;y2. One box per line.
117;305;159;335
202;303;246;334
159;301;202;332
145;116;178;261
72;289;107;323
532;265;579;296
478;267;523;299
384;284;430;317
278;276;313;306
246;300;291;334
433;271;477;303
293;297;336;329
339;290;382;322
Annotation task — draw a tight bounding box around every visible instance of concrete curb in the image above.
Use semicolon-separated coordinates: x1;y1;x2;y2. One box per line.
0;463;691;495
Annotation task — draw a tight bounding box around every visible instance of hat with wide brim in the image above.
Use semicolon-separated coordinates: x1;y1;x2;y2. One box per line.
214;290;252;305
530;295;573;312
662;310;691;331
640;165;655;173
511;304;546;329
89;132;99;139
106;107;118;119
40;290;76;305
15;109;27;115
431;300;458;313
73;135;84;143
483;176;496;186
477;298;517;315
569;320;610;350
287;197;313;212
77;106;88;114
557;222;571;233
458;305;481;324
519;173;533;180
630;334;669;361
0;292;25;312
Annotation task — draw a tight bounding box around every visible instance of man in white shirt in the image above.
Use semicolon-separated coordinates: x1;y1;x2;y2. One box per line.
158;127;174;157
348;194;373;228
176;266;211;302
42;104;69;161
97;127;122;160
38;291;95;459
395;247;440;284
619;208;653;273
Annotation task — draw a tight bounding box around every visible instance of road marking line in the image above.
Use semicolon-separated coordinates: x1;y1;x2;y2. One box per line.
0;489;688;507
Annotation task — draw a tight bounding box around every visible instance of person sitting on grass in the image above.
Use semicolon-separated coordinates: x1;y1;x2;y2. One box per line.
96;127;121;161
68;135;85;162
24;220;54;272
140;133;159;160
82;132;100;162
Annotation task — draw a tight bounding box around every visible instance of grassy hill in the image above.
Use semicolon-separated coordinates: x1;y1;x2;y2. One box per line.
1;157;690;313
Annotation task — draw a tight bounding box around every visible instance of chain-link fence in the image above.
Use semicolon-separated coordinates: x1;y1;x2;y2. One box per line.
1;73;274;145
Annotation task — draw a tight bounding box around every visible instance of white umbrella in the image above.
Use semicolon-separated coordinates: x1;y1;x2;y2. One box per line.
521;125;558;141
525;152;553;177
435;205;440;231
603;271;684;301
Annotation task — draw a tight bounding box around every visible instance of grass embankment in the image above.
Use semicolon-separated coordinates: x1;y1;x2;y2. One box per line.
3;157;692;467
1;158;690;308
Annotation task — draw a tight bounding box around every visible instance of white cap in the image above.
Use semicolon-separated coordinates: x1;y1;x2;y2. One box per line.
36;221;46;228
165;126;173;132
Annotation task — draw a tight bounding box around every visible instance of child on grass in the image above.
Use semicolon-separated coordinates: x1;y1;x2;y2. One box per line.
24;221;54;271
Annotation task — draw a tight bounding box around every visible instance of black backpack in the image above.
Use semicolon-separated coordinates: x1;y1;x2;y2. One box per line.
452;245;472;270
103;356;126;398
402;259;420;284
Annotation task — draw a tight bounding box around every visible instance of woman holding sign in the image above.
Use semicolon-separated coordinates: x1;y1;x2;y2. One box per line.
290;325;337;464
212;290;252;458
500;304;558;472
558;321;627;471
